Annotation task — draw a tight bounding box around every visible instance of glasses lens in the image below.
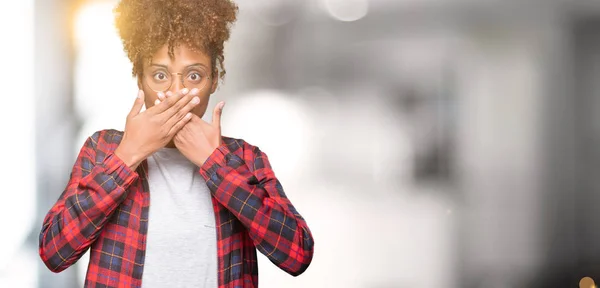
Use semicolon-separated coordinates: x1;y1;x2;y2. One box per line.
145;70;171;92
183;66;210;91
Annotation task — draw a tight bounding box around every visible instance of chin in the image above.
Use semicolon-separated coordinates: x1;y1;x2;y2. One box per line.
193;107;208;118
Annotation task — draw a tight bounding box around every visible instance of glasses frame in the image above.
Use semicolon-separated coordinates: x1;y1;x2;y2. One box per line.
144;70;212;93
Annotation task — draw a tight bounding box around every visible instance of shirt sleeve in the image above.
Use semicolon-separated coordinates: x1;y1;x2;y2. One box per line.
200;143;314;276
38;131;138;273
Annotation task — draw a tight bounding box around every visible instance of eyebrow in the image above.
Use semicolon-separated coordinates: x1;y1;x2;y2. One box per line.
149;63;208;69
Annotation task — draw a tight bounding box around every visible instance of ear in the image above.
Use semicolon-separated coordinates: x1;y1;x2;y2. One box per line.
210;74;219;94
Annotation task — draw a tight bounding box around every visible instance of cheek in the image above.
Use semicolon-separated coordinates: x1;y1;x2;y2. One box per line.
142;89;159;108
192;96;211;117
192;103;209;117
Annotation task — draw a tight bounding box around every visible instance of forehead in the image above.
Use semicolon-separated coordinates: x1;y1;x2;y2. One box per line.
149;44;211;66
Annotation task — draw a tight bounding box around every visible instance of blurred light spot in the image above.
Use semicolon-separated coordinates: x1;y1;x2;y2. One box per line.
323;0;368;22
223;90;313;179
580;277;596;288
297;86;339;122
73;1;138;136
74;2;119;51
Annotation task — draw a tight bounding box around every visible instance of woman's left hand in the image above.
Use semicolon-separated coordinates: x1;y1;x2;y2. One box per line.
173;101;225;167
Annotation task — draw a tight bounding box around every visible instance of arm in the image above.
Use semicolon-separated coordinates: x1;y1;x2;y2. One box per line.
38;131;138;272
200;143;314;276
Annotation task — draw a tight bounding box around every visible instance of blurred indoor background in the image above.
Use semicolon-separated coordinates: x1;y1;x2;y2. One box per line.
2;0;600;287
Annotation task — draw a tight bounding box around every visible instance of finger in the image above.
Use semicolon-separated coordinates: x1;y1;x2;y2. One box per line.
161;88;200;120
128;90;145;119
193;114;213;129
157;92;165;101
164;95;200;128
167;112;193;137
212;101;225;127
151;88;190;114
154;99;160;106
190;113;203;123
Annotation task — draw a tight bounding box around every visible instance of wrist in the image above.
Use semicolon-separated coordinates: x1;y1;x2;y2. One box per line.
192;154;208;168
115;143;143;170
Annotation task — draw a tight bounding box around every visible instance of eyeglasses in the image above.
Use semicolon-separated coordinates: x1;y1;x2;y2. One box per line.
144;66;211;93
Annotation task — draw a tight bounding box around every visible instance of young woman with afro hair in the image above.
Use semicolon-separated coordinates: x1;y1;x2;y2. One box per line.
38;0;314;287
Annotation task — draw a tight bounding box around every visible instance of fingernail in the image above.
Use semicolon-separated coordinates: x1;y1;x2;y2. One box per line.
166;91;173;97
220;101;226;109
157;92;164;99
192;97;200;104
155;99;160;105
137;90;143;99
181;88;189;95
190;88;199;95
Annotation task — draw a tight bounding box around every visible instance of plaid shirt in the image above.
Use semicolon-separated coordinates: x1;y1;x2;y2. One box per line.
39;129;314;287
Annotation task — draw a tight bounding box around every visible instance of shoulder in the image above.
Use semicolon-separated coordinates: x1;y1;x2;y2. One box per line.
222;136;274;175
221;136;267;162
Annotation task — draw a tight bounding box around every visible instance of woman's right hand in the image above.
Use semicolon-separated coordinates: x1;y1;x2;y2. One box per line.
115;88;200;170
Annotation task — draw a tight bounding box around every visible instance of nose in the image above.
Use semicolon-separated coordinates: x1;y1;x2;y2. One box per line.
169;73;184;93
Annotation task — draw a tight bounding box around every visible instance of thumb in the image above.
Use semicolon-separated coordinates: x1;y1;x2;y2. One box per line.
212;101;225;127
128;90;145;119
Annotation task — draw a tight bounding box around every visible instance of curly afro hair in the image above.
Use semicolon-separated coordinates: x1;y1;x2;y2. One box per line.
114;0;238;80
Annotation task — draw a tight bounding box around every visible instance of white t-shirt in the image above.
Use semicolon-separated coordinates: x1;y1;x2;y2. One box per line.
141;148;218;288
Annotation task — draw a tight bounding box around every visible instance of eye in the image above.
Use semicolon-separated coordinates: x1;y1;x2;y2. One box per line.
153;72;168;81
187;72;202;82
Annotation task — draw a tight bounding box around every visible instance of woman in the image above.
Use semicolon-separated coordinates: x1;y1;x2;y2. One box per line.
38;0;314;287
